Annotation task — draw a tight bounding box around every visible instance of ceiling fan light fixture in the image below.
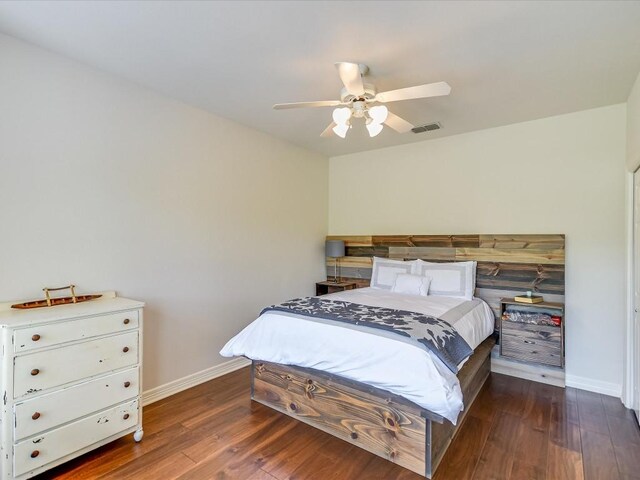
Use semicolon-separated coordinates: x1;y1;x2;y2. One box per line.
366;122;383;137
333;122;349;138
273;62;448;140
368;105;388;124
332;107;352;125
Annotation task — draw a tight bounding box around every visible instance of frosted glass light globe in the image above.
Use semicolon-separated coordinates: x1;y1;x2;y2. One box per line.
368;105;388;124
366;122;383;137
332;107;352;125
333;122;349;138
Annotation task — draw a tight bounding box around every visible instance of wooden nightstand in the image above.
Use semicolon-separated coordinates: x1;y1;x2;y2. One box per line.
499;298;564;368
316;281;356;296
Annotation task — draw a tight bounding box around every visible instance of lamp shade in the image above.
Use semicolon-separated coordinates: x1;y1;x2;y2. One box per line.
325;240;345;258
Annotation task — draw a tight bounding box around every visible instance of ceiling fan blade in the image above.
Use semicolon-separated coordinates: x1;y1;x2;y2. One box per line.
375;81;451;103
320;122;336;137
335;62;365;97
273;100;342;110
384;111;414;133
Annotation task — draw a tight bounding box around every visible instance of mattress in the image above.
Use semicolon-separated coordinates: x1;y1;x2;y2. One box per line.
220;288;495;423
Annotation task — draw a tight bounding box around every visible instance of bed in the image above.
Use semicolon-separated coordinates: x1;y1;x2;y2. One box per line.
221;287;495;477
221;233;565;477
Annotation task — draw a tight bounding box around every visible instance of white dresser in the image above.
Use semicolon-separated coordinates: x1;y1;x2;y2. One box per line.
0;293;144;479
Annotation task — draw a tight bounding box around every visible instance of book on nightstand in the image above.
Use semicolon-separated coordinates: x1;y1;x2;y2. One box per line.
514;293;544;304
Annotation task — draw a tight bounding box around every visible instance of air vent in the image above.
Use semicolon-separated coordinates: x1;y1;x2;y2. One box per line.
411;122;442;134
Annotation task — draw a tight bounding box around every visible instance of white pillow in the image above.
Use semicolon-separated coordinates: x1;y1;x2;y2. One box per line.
416;260;476;300
391;273;431;297
370;257;419;290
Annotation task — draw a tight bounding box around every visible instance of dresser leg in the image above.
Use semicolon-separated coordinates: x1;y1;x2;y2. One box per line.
133;429;144;442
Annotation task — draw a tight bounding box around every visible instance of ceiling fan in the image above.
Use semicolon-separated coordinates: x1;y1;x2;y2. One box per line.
273;62;451;139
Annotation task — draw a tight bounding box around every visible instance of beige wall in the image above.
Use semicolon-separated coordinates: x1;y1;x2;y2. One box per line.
628;71;640;172
0;31;631;397
329;104;627;395
0;35;328;391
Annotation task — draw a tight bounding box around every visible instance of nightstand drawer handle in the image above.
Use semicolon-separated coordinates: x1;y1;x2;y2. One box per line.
123;413;130;420
30;369;40;376
32;412;41;420
122;346;130;353
124;381;131;388
31;334;41;342
30;450;39;459
123;318;130;325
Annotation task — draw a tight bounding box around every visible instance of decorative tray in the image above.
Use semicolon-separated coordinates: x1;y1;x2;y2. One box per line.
11;285;102;309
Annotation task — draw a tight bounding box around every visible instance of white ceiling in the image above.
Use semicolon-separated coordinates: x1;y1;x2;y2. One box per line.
1;1;640;157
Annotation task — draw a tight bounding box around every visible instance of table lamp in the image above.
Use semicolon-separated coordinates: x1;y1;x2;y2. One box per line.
325;240;345;283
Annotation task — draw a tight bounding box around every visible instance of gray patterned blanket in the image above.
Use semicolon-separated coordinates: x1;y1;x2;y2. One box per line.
261;297;472;373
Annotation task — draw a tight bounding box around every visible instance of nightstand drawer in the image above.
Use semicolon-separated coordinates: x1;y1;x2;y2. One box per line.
501;321;562;344
501;337;562;367
14;367;139;441
14;331;139;399
14;310;139;353
13;399;138;477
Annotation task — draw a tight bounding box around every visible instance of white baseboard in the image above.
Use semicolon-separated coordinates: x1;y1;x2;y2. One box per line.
490;345;622;398
565;374;622;398
142;357;251;406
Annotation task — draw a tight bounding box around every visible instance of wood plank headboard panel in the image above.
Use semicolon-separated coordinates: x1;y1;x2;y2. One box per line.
325;234;565;319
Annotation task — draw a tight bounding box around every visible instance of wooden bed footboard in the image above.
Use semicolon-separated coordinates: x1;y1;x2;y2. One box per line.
251;336;495;478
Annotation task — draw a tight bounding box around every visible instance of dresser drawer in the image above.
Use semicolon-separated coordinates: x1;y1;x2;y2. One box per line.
501;336;563;367
14;310;139;353
14;366;139;441
14;399;139;477
14;331;139;399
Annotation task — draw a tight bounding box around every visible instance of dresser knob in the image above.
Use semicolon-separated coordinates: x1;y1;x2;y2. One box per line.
30;450;39;458
30;369;40;376
32;412;41;420
124;381;131;388
122;346;130;353
31;334;41;342
123;318;130;325
123;413;130;420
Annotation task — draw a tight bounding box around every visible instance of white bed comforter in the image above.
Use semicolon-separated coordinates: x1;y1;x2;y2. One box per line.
220;288;494;423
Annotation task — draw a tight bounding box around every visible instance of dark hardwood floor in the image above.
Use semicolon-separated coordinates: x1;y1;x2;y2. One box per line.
37;368;639;480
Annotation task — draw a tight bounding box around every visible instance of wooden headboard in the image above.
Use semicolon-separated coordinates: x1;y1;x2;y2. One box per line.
326;234;565;319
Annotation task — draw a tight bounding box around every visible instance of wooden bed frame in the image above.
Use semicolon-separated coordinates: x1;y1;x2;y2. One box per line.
250;234;564;477
251;336;495;478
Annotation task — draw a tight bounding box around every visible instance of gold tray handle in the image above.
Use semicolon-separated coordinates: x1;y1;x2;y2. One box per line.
43;285;77;306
